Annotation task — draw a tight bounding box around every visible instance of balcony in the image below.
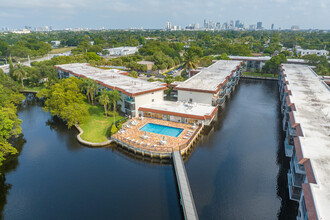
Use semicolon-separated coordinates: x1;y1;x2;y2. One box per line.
125;96;135;103
290;156;306;174
284;137;293;157
287;172;302;202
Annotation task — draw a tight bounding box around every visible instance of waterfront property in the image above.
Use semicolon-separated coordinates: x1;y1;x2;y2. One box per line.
111;117;203;158
140;123;183;137
229;56;307;72
174;60;243;107
55;61;241;126
55;63;167;117
279;64;330;219
139;101;218;126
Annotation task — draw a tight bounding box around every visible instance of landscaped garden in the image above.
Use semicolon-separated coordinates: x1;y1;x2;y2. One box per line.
79;103;124;143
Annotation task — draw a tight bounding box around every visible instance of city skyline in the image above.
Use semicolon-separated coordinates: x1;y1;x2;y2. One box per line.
0;0;329;30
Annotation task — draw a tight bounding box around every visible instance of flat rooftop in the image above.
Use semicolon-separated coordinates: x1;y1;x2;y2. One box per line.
282;64;330;219
55;63;166;96
229;55;307;64
139;101;217;120
175;60;242;93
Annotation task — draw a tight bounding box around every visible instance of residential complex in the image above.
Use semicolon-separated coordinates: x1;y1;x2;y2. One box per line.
55;63;167;117
229;56;307;72
175;60;242;106
279;64;330;219
103;47;139;56
295;48;329;57
55;60;243;126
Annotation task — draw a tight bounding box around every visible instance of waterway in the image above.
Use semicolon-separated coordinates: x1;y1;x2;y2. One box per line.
0;79;297;219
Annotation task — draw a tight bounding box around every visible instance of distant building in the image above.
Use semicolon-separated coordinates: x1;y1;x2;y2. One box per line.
235;20;240;28
104;47;139;56
166;22;171;31
296;48;328;57
271;24;274;30
137;61;154;71
229;20;234;29
50;41;61;48
12;29;31;34
216;22;221;30
257;22;262;30
249;25;256;30
291;25;299;31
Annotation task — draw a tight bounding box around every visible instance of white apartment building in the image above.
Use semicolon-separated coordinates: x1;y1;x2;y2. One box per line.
103;47;139;56
174;60;243;106
279;64;330;220
296;49;328;57
55;63;167;117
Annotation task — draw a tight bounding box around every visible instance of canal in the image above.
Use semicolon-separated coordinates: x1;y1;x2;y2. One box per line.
0;79;297;219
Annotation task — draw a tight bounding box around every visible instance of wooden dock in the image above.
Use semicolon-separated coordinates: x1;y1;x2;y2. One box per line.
173;151;198;220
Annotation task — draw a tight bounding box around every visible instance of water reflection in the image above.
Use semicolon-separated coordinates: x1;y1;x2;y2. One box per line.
1;94;182;220
0;80;297;219
185;79;297;220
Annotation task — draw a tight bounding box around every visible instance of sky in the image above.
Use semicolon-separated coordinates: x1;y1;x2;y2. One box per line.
0;0;329;30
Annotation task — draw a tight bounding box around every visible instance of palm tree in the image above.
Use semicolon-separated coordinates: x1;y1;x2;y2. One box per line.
109;89;121;122
98;89;111;118
89;80;99;105
80;78;91;102
183;50;199;78
13;64;27;88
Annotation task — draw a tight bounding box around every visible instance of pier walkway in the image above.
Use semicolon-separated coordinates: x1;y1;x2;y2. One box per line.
173;151;198;220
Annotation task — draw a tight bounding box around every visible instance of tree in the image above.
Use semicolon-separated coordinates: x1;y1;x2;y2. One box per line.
128;71;138;78
81;78;92;102
263;54;287;75
0;72;25;167
13;64;28;88
183;50;199;78
215;53;231;60
0;41;9;57
9;56;14;77
89;80;99;105
164;75;175;85
109;90;121;122
81;78;98;105
175;75;184;82
37;77;89;128
98;89;111;118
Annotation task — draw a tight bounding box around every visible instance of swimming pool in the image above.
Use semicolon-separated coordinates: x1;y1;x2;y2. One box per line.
139;123;183;137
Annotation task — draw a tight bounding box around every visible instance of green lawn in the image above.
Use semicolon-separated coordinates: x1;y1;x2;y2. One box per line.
23;85;44;92
243;72;278;78
79;103;124;143
49;47;75;54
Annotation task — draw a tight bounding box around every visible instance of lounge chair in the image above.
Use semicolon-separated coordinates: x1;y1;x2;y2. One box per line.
183;136;189;139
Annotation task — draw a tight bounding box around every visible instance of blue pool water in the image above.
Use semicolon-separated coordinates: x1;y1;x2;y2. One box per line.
139;123;183;137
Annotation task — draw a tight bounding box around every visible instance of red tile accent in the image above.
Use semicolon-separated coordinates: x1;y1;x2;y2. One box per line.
302;183;318;220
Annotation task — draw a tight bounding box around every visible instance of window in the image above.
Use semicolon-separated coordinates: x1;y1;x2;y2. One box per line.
152;99;154;102
189;98;192;103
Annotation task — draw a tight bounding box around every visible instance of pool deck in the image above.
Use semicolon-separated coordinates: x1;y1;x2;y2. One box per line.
111;118;203;158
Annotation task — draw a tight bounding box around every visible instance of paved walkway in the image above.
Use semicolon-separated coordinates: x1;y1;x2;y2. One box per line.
173;151;198;220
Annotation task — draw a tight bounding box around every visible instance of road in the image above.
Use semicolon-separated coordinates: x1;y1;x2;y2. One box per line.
0;51;71;74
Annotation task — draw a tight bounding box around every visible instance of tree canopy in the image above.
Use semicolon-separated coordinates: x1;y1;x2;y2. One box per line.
0;72;25;167
37;77;89;128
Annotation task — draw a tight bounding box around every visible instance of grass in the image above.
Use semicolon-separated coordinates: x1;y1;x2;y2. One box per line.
243;71;278;78
49;47;75;54
23;85;44;92
79;103;124;143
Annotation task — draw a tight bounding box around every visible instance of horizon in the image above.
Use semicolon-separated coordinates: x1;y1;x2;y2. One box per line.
1;0;329;30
